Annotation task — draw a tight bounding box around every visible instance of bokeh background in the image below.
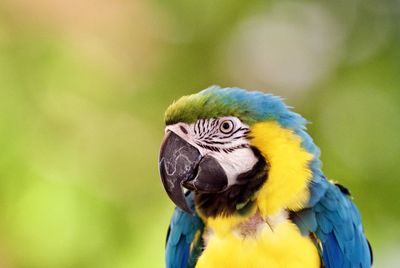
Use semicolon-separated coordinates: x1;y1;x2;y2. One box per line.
0;0;399;267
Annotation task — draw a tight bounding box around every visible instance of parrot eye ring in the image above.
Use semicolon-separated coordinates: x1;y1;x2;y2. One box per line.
219;119;234;134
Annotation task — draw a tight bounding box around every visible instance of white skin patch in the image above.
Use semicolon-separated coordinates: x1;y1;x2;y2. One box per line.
165;116;258;187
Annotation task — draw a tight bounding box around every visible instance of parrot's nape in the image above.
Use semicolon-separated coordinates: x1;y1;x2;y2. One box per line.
159;86;373;268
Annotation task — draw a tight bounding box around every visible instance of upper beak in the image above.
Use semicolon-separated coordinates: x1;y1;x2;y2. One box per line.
159;131;228;214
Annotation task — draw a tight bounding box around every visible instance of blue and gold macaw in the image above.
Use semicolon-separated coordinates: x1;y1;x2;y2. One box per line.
159;86;372;268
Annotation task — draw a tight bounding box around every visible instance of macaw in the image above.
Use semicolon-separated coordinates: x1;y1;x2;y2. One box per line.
159;86;372;268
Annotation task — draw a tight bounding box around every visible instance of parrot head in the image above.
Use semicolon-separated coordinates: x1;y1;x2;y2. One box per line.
159;86;321;218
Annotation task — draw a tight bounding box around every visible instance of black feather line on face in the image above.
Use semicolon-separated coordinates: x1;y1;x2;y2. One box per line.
196;143;221;152
200;119;207;138
194;122;198;135
221;127;248;139
199;139;231;145
211;118;219;128
194;147;268;218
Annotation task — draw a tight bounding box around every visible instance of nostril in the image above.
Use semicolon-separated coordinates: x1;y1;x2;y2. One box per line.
180;125;188;134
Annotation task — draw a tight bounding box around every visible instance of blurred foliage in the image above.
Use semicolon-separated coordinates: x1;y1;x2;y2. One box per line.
0;0;399;267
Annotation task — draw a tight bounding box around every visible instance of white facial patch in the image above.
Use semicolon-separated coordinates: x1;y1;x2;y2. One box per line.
165;117;259;186
208;148;258;186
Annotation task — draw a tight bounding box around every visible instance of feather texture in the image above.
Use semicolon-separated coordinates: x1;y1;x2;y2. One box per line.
165;193;204;268
292;176;373;268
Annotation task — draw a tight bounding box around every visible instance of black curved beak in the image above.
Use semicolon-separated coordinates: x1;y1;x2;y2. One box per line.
159;131;228;214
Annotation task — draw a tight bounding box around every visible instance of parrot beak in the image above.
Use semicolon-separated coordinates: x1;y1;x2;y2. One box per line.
159;131;228;214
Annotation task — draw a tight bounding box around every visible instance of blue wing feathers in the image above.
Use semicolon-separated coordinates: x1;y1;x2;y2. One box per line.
323;233;346;268
293;176;372;268
308;175;329;207
165;193;204;268
180;244;189;268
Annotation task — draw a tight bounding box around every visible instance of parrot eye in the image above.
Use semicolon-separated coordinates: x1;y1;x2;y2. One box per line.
219;120;234;134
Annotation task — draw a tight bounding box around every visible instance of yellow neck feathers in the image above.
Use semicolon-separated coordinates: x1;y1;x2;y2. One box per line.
250;121;313;216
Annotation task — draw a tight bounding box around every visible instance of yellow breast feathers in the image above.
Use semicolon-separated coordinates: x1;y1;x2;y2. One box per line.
196;212;320;268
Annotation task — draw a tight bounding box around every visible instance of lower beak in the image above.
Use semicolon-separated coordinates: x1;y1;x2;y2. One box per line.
159;131;228;214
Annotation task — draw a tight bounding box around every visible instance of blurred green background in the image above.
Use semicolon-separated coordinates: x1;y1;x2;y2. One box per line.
0;0;399;267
